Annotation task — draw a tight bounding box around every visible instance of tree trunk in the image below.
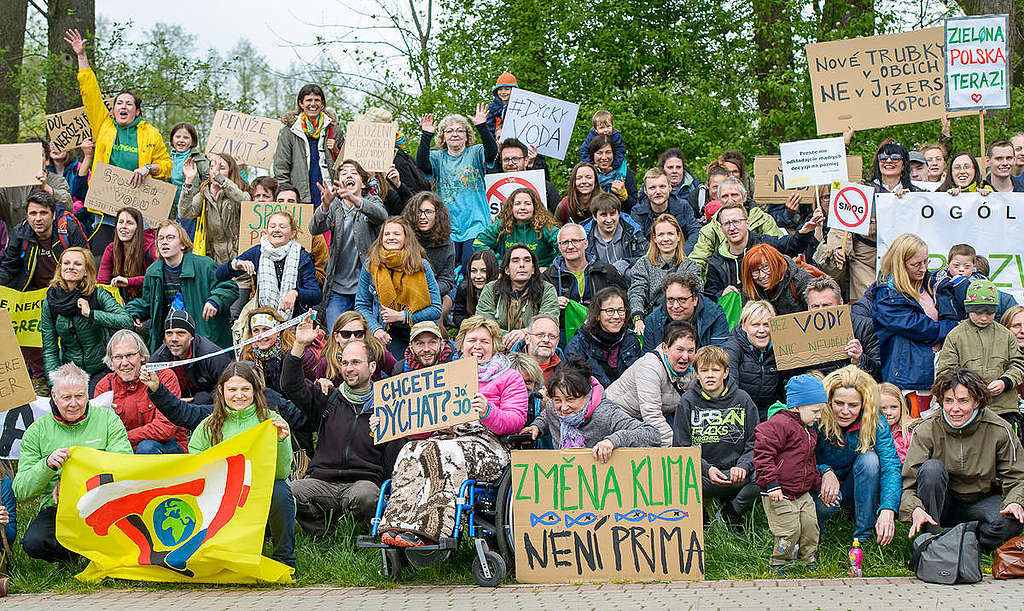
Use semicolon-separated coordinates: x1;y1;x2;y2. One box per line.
47;0;95;113
0;0;28;141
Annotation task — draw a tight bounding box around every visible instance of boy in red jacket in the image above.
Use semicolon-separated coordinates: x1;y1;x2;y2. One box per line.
754;374;826;574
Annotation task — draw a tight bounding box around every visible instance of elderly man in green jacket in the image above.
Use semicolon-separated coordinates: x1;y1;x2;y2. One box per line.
15;363;132;563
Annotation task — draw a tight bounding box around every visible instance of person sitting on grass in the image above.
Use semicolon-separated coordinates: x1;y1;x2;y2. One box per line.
674;345;760;532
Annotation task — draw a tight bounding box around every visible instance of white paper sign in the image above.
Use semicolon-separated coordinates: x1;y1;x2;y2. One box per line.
780;137;849;188
502;89;580;161
876;192;1024;301
945;15;1010;111
0;397;50;460
484;170;548;220
827;182;874;236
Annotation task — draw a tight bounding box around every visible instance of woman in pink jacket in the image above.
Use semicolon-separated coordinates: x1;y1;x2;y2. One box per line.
378;315;527;547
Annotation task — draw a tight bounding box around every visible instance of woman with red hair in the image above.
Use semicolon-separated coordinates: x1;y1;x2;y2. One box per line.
740;244;814;315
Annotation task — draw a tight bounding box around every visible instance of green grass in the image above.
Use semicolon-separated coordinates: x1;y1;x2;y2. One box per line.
11;497;993;594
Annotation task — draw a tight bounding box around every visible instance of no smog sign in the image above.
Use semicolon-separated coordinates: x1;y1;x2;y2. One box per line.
828;182;873;236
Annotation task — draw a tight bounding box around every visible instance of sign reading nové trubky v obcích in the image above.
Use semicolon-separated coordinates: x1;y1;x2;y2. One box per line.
945;15;1010;111
372;357;480;444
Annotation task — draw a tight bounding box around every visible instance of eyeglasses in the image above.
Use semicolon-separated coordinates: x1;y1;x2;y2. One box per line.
530;332;558;341
559;238;586;248
335;329;366;339
442;128;467;135
666;295;695;306
750;264;772;278
720;219;747;228
877;153;903;162
907;260;929;270
502;156;525;165
600;307;627;317
110;351;140;362
418;208;436;217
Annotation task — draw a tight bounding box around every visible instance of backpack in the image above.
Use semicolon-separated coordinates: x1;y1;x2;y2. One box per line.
909;521;983;584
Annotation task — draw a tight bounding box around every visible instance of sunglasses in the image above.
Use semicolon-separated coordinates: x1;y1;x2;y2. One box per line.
877;153;903;162
335;329;366;339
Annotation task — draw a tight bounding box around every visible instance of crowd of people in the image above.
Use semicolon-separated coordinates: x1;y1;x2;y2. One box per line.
2;29;1024;580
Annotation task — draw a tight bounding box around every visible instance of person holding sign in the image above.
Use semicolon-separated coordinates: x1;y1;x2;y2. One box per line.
473;187;560;267
938;152;992;196
393;321;457;375
723;301;783;423
416;106;498;270
96;207;156;301
355;217;442;360
739;244;815;316
490;138;561;207
40;247;134;392
273;84;339;208
815;366;902;547
64;29;171;252
522;354;660;459
376;316;527;547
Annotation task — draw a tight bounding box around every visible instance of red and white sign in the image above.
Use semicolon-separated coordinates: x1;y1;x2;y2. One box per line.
827;181;874;236
484;170;547;220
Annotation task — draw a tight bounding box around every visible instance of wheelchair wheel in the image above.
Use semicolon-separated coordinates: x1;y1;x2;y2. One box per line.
404;548;452;568
381;548;404;579
495;470;515;569
472;550;506;587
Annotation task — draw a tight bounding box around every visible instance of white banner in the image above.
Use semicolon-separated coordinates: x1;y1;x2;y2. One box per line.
876;192;1024;301
0;397;50;460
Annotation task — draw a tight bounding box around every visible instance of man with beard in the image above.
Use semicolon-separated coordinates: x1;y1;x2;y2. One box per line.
93;330;188;453
515;314;562;384
149;309;231;404
282;318;398;537
393;321;457;374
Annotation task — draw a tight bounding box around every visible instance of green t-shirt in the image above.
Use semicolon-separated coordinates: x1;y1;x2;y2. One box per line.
109;116;142;171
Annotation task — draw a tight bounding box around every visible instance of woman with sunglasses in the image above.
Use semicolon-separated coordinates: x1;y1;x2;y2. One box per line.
564;286;643;387
314;311;396;389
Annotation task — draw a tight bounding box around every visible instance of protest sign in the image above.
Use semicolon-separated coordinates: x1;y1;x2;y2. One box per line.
484;170;548;219
779;137;849;188
945;15;1010;111
85;162;177;226
0;397;49;460
502;89;580;160
205;110;280;169
45;98;115;153
372;357;479;444
343;121;397;172
876;192;1024;302
806;28;972;134
753;156;862;204
0;286;46;348
769;305;855;370
0;143;43;188
238;201;313;251
827;182;875;236
511;447;705;583
0;310;35;410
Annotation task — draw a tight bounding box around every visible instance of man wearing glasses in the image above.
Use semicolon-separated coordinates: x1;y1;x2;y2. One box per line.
688;177;786;272
643;271;729;350
489;138;561;212
93;329;188;454
543;223;628;310
515;314;563;384
703;200;821;301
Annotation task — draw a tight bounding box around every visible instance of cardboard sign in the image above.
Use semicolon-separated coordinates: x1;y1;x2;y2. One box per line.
85;162;177;226
503;89;580;161
876;192;1024;302
205;110;280;169
0;397;49;459
372;357;480;444
806;28;968;134
780;137;849;188
0;143;43;188
0;310;36;410
827;182;875;236
769;305;855;370
484;170;548;220
945;15;1010;111
753;156;863;204
238;201;314;251
343;121;397;173
45;98;115;153
511;447;705;583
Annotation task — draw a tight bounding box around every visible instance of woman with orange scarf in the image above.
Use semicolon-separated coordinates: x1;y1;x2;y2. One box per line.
355;217;442;359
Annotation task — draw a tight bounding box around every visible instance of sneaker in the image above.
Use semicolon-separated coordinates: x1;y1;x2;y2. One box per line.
805;559;819;573
380;530;401;546
389;531;430;548
769;564;788;576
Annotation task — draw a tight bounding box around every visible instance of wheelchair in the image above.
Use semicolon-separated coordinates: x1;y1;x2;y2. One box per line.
355;434;531;586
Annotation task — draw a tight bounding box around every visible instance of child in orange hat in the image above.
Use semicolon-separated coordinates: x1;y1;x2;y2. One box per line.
486;72;518;138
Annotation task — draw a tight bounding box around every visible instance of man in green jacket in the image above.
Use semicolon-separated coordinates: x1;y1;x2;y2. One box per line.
15;363;132;563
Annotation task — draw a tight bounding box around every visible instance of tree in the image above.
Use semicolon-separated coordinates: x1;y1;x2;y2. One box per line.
0;0;28;140
46;0;95;113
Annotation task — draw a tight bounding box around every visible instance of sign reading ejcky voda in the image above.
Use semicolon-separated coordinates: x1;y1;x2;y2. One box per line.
944;15;1010;111
502;89;580;161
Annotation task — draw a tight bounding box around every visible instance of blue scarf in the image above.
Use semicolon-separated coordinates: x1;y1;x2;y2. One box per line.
596;161;628;192
558;390;592;449
478;353;511;382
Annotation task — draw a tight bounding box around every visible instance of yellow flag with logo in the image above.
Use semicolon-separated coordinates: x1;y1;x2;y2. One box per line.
56;421;293;584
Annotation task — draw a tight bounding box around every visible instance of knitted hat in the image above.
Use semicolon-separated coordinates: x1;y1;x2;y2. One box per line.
165;309;195;337
965;279;998;313
410;321;443;340
493;72;518;93
785;374;827;408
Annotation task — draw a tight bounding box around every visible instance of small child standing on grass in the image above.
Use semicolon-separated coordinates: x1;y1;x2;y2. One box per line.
578;110;627;170
753;374;825;575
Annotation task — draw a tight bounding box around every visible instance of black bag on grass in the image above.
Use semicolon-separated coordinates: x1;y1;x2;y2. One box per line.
909;521;983;584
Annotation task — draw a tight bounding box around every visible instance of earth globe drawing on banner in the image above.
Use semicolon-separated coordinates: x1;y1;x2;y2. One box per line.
153;498;197;547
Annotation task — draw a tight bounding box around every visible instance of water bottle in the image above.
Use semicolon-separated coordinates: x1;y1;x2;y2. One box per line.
848;538;863;577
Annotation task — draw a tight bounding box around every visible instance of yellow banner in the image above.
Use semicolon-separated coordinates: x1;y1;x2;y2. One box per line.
0;284;124;348
56;421;293;584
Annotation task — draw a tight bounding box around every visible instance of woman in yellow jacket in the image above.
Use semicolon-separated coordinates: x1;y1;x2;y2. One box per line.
64;29;172;255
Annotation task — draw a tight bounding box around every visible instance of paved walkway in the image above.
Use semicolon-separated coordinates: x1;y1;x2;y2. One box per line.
7;577;1022;609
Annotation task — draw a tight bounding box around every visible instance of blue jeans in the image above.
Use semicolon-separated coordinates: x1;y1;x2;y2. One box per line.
815;450;880;541
135;439;185;454
269;479;296;568
325;292;356;332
